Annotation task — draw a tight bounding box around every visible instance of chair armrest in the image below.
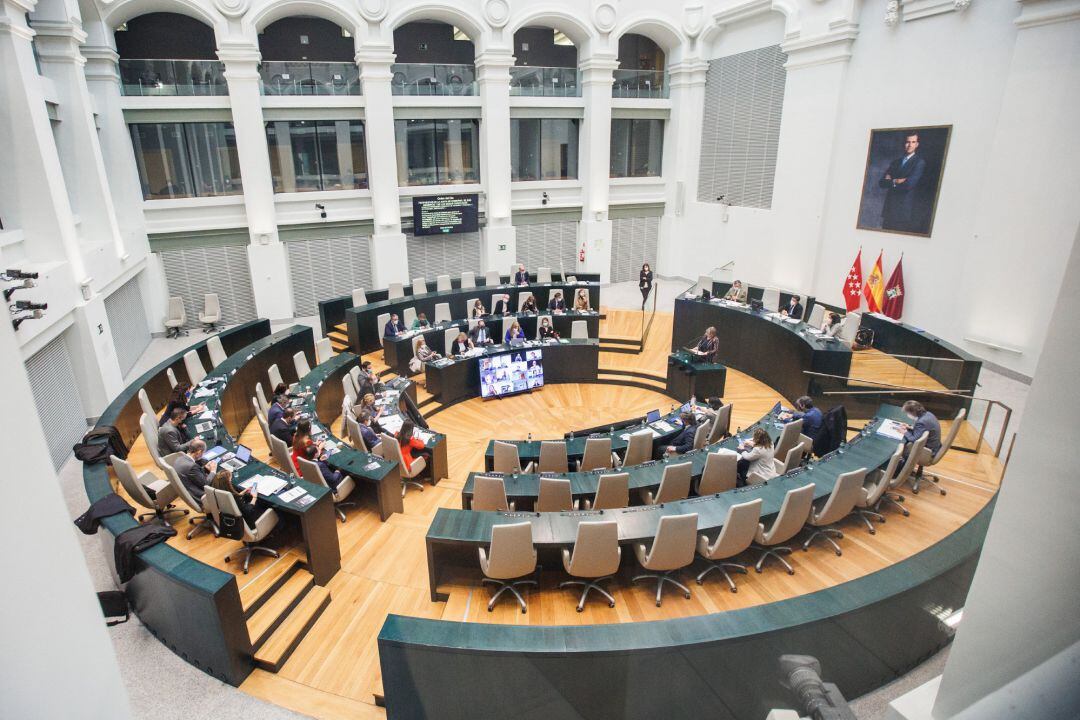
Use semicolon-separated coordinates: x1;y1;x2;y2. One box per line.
522;461;535;474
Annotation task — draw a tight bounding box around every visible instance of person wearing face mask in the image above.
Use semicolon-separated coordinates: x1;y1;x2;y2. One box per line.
901;400;941;463
159;382;205;426
781;295;804;320
723;280;748;303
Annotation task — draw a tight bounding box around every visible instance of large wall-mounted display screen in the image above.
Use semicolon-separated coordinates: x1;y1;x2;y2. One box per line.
480;349;544;398
412;193;480;236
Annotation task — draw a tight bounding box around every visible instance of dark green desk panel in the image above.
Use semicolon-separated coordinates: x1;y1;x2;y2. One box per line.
667;349;728;400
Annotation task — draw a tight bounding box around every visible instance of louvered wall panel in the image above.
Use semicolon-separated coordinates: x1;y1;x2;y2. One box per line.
514;222;579;276
610;216;659;283
697;44;787;209
25;334;86;470
158;245;257;328
104;274;151;376
405;231;482;282
286;235;373;317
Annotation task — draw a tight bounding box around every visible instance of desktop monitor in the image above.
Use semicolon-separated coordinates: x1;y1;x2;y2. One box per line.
480;349;544;398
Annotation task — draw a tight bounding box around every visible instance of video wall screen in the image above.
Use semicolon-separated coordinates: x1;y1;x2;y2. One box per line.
480;349;544;398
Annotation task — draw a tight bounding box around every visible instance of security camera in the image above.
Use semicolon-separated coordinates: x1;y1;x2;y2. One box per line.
3;278;34;301
14;300;47;311
4;269;39;280
541;192;549;206
315;203;327;219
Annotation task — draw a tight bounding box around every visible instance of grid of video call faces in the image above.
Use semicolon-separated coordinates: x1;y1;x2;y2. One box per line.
480;349;544;398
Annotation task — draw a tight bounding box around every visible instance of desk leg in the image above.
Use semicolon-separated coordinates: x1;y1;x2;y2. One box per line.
377;465;405;521
300;493;341;586
427;538;449;602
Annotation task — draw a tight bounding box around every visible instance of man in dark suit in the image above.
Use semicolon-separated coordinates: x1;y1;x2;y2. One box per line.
267;395;287;426
878;132;927;232
173;439;215;501
270;407;297;446
303;445;343;491
513;264;529;285
469;320;493;345
782;295;804;320
157;408;192;456
901;400;941;463
491;294;512;315
662;412;698;456
548;291;566;312
384;313;403;338
356;361;378;398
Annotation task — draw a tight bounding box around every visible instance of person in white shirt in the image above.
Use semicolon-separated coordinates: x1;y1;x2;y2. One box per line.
821;311;843;337
737;428;777;485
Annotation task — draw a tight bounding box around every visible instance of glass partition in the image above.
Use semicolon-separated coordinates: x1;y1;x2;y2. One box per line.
510;119;579;181
611;69;668;99
395;119;480;186
390;63;477;96
259;61;361;96
128;122;242;199
266;120;368;193
610;118;664;177
509;67;580;97
119;59;227;96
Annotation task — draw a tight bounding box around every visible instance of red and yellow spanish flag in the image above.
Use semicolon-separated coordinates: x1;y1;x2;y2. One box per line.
863;251;884;313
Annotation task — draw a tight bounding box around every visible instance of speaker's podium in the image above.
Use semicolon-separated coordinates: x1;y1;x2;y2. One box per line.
666;349;727;400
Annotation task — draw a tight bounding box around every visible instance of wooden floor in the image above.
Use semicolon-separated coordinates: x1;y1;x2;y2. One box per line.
112;308;1002;719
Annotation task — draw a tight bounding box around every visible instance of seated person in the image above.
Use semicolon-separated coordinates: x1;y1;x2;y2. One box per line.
358;410;382;451
782;295;804;320
520;294;538;313
273;382;307;400
662;412;698;456
821;311;843;337
451;331;474;356
901;400;941;464
290;419;323;473
351;394;384;435
303;444;343;491
780;396;822;442
267;394;288;425
384;313;403;338
538;317;559;340
492;294;512;315
723;280;748;303
159;382;205;426
396;419;430;479
736;428;777;485
513;263;529;285
470;320;494;346
270;406;298;446
415;337;441;363
548;291;566;312
157;407;191;456
173;439;215;501
356;360;379;398
692;326;720;362
209;468;264;526
573;289;591;311
471;299;487;318
504;321;525;343
411;312;432;329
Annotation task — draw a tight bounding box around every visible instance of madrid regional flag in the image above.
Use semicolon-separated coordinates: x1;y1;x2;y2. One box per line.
842;249;863;312
863;251;885;313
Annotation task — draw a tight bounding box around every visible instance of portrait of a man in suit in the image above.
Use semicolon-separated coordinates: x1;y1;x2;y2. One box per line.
857;125;951;237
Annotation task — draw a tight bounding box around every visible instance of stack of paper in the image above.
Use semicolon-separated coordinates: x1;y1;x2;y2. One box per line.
240;475;289;495
876;419;907;441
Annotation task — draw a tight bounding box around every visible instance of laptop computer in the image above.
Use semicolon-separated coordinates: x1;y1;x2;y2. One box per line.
769;401;783;416
645;409;661;424
220;444;252;472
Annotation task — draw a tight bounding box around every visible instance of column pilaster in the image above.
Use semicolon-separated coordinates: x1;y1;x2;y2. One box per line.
476;49;516;273
577;54;619;280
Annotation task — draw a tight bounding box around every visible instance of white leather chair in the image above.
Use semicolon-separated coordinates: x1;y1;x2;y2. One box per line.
293;351;311;381
839;312;862;342
641;462;692;505
166;367;178;389
351;288;368;307
160;451;216;539
443;327;458;356
434;302;451;324
911;408;966;496
436;274;452;292
807;304;826;329
696;499;762;592
773;419;804;464
537;267;553;283
856;446;902;533
493;441;535;474
387;282;405;299
267;363;285;392
252;401;272;448
255;382;270;416
536;477;576;512
803;469;866;555
570;320;588;339
137;388;156;425
577;437;617;471
752;483;816;574
538;441;569;473
460;271;476;289
183;349;206;386
214;487;280;574
377;312;390;347
479;521;538;613
140;412;169;473
632;513;698;606
199;293;221;333
697;449;738;495
559;520;620;611
403;307;418;329
586;472;629;510
707;403;733;444
112;454;186;524
761;288;781;312
692;423;710;451
298;456;356;523
620;430;653;468
697;275;713;295
411;277;428;296
164;296;187;338
206;334;227;367
472;475;514;511
888;432;928;515
315;337;334;365
381;432;427;497
269;435;295;476
484;270;501;286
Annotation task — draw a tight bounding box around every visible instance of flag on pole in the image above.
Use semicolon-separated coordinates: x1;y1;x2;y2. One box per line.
863;251;885;313
882;255;905;320
842;249;864;312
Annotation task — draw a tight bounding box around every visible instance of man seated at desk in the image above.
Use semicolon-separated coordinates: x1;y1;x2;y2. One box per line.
358;410;382;451
662;412;698;456
411;312;432;329
548;291;566;313
690;326;720;362
492;294;512;315
901;400;941;463
780;396;822;443
513;263;530;285
303;444;344;491
384;313;404;338
174;438;216;501
271;406;298;446
782;295;804;320
470;320;494;346
157;407;192;456
724;280;748;303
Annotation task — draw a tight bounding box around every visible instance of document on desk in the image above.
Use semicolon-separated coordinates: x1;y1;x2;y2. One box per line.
278;486;306;503
240;475;289;496
192;387;215;398
380;414;404;434
876;420;907;441
198;410;215;420
653;420;675;433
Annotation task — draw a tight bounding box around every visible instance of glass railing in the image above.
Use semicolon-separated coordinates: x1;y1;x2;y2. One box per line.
119;59;228;96
259;61;362;96
509;66;580;97
612;69;668;99
390;63;477;96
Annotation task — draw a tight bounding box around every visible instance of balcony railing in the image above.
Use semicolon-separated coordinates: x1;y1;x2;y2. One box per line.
612;69;668;99
119;59;228;96
390;63;477;96
259;61;362;96
509;66;580;97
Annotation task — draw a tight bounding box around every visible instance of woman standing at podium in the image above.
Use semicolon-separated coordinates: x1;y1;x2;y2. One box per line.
694;326;720;362
639;263;653;309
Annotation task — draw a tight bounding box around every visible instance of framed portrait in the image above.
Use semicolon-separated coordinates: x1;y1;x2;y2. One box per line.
856;125;952;237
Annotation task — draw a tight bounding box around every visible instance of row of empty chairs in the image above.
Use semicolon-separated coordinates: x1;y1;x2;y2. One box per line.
164;293;221;337
351;268;562;308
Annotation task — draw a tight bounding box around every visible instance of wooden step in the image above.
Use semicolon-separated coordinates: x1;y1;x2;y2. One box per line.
253;585;331;673
596;373;668;392
600;334;640;345
247;570;314;650
334;323;346;333
238;555;302;617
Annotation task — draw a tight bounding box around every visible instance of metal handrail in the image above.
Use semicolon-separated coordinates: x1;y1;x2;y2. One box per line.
640;281;659;350
803;370;974;396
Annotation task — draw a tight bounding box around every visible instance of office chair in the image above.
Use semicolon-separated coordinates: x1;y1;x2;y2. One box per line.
479;521;538;613
269;435;295;476
775;439;810;475
697;275;713;295
560;520;620;611
434;302;451;324
460;271;476;289
707;403;733;444
632;513;698;607
471;475;514;511
537;441;568;474
619;430;653;468
387;282;405;299
198;293;221;333
443;327;458;355
252;401;271;448
856;446;902;533
577;436;617;471
183;349;206;386
692;422;710;451
803;469;867;556
886;432;927;516
381;433;427;497
206;334;227;368
773;418;804;464
376;313;390;348
166;367;178;389
696;498;762;592
807;304;826;329
761;288;781;312
411;277;428;296
164;296;187;338
536;477;576;512
436;274;452;292
912;408;966;496
493;441;535;474
315;337;334;365
139;412;169;473
293;351;311;381
570;320;588;339
641;461;692;505
298;456;356;523
838;312;862;343
403;307;418;329
267;363;286;393
484;270;501;286
586;472;629;510
697;449;738;495
752;483;816;574
160;452;217;539
112;454;186;524
537;267;553;283
214;488;280;574
351;288;368;307
137;388;156;424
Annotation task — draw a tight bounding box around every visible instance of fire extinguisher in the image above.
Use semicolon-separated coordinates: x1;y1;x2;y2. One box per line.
579;242;586;263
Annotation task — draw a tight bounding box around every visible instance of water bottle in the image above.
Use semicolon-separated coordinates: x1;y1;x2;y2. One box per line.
527;432;532;443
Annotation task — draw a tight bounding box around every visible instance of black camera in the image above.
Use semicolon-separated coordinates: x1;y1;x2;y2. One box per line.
5;269;39;280
14;300;47;311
